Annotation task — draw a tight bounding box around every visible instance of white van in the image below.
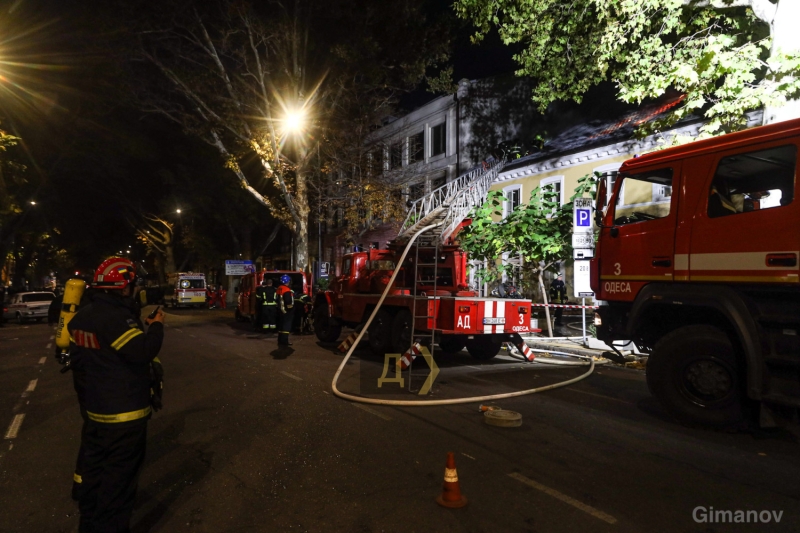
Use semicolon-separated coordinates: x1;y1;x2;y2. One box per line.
168;273;206;308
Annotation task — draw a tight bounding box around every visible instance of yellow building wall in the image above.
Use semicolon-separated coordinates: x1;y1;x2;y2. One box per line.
489;154;631;212
485;154;631;306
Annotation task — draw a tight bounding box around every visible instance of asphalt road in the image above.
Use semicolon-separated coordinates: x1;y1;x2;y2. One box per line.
0;308;798;532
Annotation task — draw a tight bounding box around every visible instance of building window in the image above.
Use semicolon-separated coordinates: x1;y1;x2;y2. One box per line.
334;208;347;227
431;122;446;156
409;131;424;163
503;185;522;217
390;141;403;169
431;176;446;191
369;147;384;175
540;176;564;206
409;181;425;200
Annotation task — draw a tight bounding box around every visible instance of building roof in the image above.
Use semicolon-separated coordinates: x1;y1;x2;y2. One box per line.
502;94;693;173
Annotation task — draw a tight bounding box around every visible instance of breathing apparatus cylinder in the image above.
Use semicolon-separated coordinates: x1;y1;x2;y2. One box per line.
55;279;85;366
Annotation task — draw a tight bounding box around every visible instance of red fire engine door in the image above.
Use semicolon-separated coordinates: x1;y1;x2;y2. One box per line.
599;166;680;301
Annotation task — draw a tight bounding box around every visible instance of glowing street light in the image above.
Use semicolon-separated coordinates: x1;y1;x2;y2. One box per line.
283;108;306;134
176;208;182;214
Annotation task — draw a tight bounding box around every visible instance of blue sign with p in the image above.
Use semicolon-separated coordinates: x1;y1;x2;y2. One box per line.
576;209;591;227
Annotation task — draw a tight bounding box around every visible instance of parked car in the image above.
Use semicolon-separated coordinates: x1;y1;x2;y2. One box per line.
2;291;56;324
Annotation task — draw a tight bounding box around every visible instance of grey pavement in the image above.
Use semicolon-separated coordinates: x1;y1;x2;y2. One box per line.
0;309;797;532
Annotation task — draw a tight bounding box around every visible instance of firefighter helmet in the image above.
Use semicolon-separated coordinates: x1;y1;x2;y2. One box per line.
91;257;137;290
280;274;291;285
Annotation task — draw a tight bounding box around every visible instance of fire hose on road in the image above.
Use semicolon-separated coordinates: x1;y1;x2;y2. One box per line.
331;223;595;407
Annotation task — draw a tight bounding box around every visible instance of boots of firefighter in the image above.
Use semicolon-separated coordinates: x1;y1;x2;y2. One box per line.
436;451;467;508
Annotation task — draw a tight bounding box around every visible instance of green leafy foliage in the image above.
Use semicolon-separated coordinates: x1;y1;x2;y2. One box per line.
455;0;800;137
460;175;596;294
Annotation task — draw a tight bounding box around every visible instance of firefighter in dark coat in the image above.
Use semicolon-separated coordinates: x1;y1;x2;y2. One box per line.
68;257;165;533
257;278;278;332
276;274;295;346
549;274;567;326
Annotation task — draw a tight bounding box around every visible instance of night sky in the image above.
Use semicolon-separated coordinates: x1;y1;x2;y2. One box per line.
0;0;524;280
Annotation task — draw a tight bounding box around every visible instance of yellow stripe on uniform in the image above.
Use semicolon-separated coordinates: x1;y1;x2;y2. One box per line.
86;406;152;423
73;473;82;483
110;328;143;350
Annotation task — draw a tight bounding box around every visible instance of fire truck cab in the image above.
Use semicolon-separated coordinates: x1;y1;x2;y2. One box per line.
235;269;312;323
591;117;800;427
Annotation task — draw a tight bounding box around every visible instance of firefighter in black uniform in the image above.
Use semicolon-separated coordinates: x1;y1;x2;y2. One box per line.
549;274;567;326
68;257;165;533
253;280;264;331
276;274;295;346
257;278;278;332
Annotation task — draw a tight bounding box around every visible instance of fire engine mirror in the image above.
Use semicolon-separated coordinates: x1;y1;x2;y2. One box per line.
595;173;608;215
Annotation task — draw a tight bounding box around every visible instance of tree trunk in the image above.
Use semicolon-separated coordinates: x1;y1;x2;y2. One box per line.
154;255;166;286
294;216;309;272
292;151;311;272
763;0;800;124
164;245;176;275
538;270;554;338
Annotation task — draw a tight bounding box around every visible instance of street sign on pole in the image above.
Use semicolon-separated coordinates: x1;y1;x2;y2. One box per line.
572;233;595;248
573;260;594;298
225;260;255;276
573;197;593;232
320;262;330;277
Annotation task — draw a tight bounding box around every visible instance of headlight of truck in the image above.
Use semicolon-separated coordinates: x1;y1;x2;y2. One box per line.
593;313;602;327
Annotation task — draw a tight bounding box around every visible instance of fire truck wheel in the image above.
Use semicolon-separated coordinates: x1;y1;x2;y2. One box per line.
648;325;745;428
313;306;342;343
369;309;394;355
438;335;466;354
465;336;502;360
390;310;413;354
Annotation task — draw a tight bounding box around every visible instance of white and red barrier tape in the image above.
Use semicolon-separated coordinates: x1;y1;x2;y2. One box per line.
530;303;599;309
337;331;359;353
399;342;422;370
512;341;535;362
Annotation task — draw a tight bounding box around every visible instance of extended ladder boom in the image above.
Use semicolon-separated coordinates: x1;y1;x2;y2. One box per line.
395;158;505;246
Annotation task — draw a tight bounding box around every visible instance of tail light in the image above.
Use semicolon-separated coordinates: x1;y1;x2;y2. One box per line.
517;307;528;314
458;306;471;313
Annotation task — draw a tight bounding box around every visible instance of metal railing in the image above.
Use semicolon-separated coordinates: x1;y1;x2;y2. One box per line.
397;157;505;245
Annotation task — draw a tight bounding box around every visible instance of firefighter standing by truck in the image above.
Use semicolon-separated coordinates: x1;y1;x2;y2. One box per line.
276;274;294;346
257;279;278;332
67;257;165;532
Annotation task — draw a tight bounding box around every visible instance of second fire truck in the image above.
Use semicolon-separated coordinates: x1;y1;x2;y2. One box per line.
313;159;534;360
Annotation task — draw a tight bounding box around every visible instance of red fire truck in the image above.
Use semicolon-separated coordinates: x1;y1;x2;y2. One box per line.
591;117;800;427
313;242;533;360
235;270;312;323
314;159;534;360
